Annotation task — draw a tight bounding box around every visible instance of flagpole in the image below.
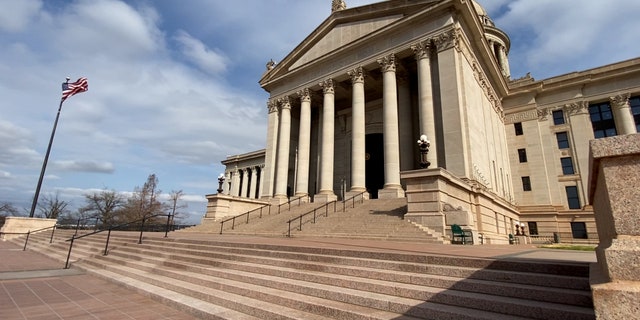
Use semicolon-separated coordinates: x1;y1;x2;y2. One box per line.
29;98;65;218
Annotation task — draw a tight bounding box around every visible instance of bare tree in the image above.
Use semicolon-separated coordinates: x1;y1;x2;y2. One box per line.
37;192;69;219
167;190;187;225
121;174;166;223
81;189;125;226
1;202;19;216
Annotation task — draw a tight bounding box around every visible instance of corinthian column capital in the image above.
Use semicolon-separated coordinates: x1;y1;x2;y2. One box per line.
610;93;631;109
347;66;365;84
297;88;311;103
411;41;432;60
434;28;460;52
377;53;396;73
267;99;278;113
320;79;335;95
278;96;291;109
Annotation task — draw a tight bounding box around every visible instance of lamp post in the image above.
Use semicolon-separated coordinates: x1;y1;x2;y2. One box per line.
417;134;431;169
217;173;225;194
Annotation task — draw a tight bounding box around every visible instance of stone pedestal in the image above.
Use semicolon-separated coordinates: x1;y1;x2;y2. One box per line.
588;134;640;319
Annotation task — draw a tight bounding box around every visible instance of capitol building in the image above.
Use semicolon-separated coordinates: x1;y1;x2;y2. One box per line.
207;0;640;244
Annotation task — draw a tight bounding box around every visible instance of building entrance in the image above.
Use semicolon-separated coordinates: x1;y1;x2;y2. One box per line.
365;133;385;199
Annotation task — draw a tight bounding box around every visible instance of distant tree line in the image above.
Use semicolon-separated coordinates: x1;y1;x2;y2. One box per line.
0;174;188;229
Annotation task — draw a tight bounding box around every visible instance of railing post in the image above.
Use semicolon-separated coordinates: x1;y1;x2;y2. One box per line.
287;221;292;237
23;230;30;251
232;217;236;230
246;212;249;224
313;210;316;224
164;214;171;238
260;207;263;219
65;235;75;269
104;229;112;255
298;216;302;231
269;205;272;215
49;226;56;244
325;204;329;217
220;221;224;235
75;218;81;236
138;217;145;244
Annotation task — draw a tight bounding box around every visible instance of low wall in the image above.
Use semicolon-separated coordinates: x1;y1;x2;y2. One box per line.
203;194;270;222
401;168;519;244
0;217;57;240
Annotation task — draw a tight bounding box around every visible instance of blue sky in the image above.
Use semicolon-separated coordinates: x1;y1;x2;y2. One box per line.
1;0;639;224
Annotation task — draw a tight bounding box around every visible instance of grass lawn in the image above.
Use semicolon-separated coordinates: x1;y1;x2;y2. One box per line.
539;244;596;251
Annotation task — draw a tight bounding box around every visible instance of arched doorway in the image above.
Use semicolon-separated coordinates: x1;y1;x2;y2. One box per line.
365;133;385;199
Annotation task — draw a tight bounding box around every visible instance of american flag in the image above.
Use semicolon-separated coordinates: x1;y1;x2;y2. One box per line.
61;77;88;101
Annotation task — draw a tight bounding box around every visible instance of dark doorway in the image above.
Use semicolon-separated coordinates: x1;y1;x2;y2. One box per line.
365;133;385;199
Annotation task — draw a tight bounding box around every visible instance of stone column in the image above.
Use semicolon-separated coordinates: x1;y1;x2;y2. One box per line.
316;79;337;202
411;41;438;168
589;134;640;319
498;45;511;78
249;167;258;199
274;97;292;200
261;100;279;198
397;68;414;172
231;168;240;197
294;89;312;200
377;54;404;198
348;67;367;195
611;94;637;135
240;168;249;197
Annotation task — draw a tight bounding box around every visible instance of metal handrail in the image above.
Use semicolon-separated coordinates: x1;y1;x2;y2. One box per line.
285;191;367;237
218;195;307;234
63;213;173;269
0;225;58;251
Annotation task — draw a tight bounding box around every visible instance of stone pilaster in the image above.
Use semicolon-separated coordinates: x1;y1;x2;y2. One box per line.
295;89;312;198
240;168;249;198
316;79;337;202
397;68;413;172
411;40;438;168
348;67;367;194
274;97;292;199
231;168;240;197
377;53;404;198
610;93;637;135
249;167;258;199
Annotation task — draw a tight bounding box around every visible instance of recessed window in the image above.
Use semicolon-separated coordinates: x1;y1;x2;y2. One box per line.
589;102;617;138
556;132;569;149
561;157;574;175
521;176;531;191
514;122;523;136
517;148;528;163
631;96;640;132
552;110;565;125
570;222;588;239
565;186;580;209
527;222;539;235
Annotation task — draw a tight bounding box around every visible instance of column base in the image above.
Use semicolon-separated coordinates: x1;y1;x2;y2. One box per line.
314;193;337;203
346;189;369;201
378;186;405;199
293;193;311;203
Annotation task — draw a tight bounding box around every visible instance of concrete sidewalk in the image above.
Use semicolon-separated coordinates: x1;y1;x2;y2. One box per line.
1;233;596;319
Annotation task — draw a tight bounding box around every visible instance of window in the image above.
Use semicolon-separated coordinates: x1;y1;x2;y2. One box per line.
570;222;588;239
518;148;528;163
514;122;523;135
552;110;565;125
521;176;531;191
561;157;575;175
556;132;569;149
527;222;539;235
565;186;580;209
631;96;640;132
589;102;617;138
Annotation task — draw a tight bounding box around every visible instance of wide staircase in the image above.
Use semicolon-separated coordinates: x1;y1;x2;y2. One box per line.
11;229;595;319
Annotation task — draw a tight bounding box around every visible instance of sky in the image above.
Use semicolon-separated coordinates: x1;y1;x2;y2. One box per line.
1;0;639;224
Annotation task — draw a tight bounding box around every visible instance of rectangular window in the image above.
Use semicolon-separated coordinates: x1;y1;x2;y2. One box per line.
556;132;569;149
566;186;581;209
570;222;588;239
561;157;575;175
589;102;617;138
552;110;565;125
518;148;528;163
631;96;640;133
527;222;539;235
521;176;531;191
514;122;523;135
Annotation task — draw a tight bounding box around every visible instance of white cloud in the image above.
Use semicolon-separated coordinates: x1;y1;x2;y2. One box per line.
53;160;115;173
174;30;228;75
0;0;42;32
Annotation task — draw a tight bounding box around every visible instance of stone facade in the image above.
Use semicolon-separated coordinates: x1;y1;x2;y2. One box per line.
208;0;640;245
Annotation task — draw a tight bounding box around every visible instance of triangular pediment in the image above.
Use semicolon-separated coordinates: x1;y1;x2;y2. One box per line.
290;15;402;69
260;0;444;86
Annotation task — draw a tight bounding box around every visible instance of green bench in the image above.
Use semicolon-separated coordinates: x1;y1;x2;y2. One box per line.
451;224;473;244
